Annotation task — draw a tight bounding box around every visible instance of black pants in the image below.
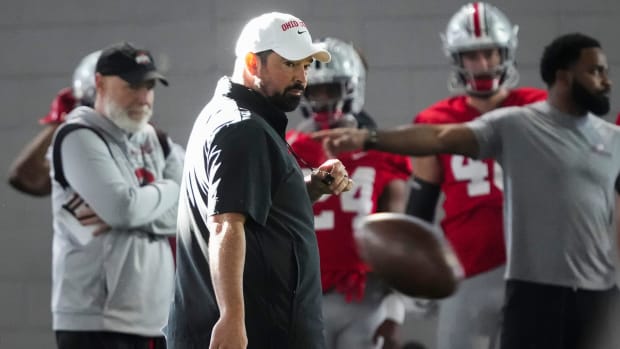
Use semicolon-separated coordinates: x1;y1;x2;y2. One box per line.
500;279;620;349
56;331;167;349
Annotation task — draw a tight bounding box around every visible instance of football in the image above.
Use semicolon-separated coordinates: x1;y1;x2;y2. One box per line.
354;212;463;299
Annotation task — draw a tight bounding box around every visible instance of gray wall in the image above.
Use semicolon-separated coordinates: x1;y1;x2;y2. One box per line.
1;0;620;347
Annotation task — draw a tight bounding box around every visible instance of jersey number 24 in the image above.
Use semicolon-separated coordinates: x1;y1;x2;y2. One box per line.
312;167;376;231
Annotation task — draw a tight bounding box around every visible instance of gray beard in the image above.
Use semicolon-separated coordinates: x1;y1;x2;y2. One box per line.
102;98;152;133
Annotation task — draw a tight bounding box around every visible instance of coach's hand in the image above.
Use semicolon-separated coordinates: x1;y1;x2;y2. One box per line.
306;158;353;202
75;204;110;236
312;127;368;155
64;194;110;236
209;314;247;349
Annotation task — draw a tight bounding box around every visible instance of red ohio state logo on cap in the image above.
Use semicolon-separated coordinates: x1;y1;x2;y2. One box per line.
281;20;306;31
135;52;151;65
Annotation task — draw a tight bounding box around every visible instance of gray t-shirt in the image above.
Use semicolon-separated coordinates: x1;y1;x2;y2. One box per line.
468;101;620;290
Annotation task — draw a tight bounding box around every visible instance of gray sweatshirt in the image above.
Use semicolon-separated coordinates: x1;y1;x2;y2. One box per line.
50;107;183;336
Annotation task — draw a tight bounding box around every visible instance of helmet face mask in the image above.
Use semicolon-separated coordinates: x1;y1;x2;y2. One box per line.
300;37;366;129
304;80;348;111
441;2;519;96
303;79;351;126
453;47;511;97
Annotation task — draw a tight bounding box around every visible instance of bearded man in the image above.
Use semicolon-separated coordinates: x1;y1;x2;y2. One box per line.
49;41;183;349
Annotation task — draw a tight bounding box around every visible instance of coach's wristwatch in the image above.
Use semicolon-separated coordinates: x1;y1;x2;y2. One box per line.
363;128;378;150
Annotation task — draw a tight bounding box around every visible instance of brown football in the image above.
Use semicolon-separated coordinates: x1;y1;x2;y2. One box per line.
354;213;463;299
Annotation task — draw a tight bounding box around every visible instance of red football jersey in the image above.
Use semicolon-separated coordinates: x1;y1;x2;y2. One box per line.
286;130;412;299
414;87;547;277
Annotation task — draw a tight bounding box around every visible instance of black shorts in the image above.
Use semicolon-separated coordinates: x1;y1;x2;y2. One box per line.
55;331;166;349
500;279;620;349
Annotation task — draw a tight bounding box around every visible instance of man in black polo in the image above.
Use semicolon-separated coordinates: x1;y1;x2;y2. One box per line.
165;12;353;349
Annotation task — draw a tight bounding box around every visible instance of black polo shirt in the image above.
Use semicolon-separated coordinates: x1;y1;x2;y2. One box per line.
166;77;325;349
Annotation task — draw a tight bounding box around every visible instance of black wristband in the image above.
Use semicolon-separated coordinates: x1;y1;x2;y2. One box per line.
363;128;378;150
406;176;441;223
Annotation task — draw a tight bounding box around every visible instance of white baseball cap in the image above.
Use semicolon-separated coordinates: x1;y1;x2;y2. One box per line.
235;12;331;63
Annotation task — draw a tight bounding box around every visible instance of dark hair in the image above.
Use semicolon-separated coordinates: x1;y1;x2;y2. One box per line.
540;33;600;86
255;50;274;65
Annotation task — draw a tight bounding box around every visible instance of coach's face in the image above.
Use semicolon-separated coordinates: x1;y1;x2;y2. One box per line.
99;75;155;120
568;47;611;116
96;74;154;132
254;52;313;112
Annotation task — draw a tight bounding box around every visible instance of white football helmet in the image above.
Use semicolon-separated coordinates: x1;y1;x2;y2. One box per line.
441;2;519;96
300;37;366;129
72;50;101;107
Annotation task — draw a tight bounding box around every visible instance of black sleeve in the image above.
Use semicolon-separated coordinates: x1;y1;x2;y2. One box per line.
354;110;378;129
153;127;171;158
52;123;110;189
615;172;620;195
405;176;441;223
205;121;284;226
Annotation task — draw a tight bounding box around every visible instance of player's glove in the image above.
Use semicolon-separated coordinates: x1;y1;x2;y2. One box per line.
39;87;76;125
